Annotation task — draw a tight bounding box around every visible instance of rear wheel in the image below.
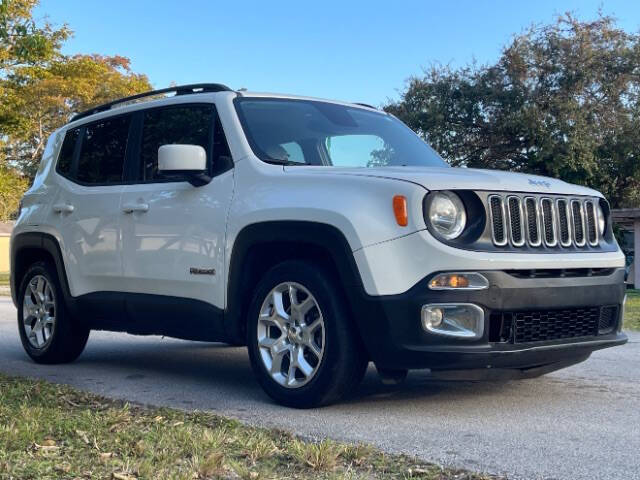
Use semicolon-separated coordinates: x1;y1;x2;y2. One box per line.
247;260;367;408
17;261;89;364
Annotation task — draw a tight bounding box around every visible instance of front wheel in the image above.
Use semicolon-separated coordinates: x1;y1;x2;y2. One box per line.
17;261;89;364
247;260;368;408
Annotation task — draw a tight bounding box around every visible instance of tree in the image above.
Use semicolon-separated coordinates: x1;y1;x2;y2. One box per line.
0;166;27;220
1;54;151;176
0;1;152;178
386;14;640;208
0;0;69;70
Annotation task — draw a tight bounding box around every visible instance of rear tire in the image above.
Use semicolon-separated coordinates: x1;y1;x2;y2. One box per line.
247;260;367;408
17;261;89;364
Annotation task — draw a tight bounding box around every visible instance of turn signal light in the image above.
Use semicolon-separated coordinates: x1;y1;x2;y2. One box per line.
428;272;489;290
393;195;408;226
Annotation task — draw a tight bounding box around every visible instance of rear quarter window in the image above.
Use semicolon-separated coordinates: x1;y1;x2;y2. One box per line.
56;128;80;177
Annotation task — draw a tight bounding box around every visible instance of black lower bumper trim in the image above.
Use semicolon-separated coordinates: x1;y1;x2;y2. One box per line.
348;268;628;371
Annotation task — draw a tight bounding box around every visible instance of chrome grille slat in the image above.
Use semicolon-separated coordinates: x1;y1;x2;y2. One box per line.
571;200;586;247
488;194;600;249
524;197;541;247
506;196;525;247
540;198;557;247
556;199;572;247
584;200;598;246
488;195;508;246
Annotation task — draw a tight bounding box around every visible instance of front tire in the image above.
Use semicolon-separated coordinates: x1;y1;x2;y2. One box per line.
247;260;367;408
17;261;89;364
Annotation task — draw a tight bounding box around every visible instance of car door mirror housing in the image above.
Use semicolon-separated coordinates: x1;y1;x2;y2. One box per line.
158;144;210;186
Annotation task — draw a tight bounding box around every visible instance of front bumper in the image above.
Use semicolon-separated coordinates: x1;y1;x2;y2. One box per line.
350;268;628;371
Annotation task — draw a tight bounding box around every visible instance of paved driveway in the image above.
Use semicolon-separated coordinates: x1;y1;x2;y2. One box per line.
1;296;638;480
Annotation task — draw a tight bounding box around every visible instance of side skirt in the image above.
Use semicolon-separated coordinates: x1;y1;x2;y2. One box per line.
68;292;227;342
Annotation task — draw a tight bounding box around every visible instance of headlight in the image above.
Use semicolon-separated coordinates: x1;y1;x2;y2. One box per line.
596;202;606;235
427;191;466;240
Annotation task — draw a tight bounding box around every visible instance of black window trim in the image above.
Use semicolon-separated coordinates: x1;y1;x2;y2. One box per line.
55;126;82;181
55;103;233;187
125;102;233;185
55;111;136;187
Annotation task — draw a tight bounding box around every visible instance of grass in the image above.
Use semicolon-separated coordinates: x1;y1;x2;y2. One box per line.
0;272;8;287
0;374;495;480
624;289;640;331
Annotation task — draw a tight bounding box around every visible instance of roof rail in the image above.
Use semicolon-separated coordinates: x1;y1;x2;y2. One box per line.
353;102;377;110
71;83;233;122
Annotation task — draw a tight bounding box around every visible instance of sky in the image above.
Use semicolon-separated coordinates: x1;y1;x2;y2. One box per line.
35;0;640;106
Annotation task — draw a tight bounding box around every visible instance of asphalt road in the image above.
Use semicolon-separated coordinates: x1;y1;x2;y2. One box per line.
1;296;638;480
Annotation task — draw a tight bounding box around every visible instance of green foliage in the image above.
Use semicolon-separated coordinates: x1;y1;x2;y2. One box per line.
0;166;27;220
386;14;640;208
625;290;640;331
1;54;152;176
0;0;70;69
0;374;491;479
0;1;151;178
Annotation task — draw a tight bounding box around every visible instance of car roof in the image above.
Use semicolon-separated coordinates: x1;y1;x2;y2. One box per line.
63;88;381;131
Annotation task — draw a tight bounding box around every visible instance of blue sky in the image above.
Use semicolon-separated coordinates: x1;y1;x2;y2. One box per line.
36;0;640;106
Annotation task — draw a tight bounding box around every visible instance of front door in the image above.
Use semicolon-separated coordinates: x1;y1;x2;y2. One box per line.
118;103;234;333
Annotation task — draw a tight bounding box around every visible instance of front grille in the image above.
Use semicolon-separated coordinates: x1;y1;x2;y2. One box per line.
489;196;507;246
540;198;556;246
585;201;598;246
524;197;541;246
556;199;571;246
488;194;602;249
571;200;586;246
490;306;619;343
507;196;524;246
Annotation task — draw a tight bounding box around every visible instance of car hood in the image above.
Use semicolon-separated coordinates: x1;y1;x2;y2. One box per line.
284;166;602;197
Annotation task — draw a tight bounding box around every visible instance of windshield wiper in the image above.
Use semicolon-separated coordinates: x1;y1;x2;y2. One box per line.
263;157;304;166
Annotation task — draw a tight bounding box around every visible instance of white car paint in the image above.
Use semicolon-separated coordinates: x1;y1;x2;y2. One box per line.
11;89;625;310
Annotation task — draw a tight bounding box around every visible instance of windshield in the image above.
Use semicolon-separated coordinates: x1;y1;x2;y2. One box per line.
234;98;448;168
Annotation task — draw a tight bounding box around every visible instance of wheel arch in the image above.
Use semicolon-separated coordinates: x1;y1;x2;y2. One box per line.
10;232;71;308
224;221;364;344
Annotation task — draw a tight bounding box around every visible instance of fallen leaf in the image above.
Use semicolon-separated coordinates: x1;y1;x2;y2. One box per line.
55;463;71;473
112;472;137;480
41;439;56;447
76;430;90;445
171;421;184;427
100;452;114;459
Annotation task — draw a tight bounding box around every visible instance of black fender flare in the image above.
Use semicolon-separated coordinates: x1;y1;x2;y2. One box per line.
10;232;72;307
224;221;364;342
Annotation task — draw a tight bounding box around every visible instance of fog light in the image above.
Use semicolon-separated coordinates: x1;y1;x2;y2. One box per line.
423;307;444;328
421;303;484;339
428;272;489;290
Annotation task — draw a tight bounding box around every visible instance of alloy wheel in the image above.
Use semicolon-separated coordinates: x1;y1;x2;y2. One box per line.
257;282;325;388
22;275;56;349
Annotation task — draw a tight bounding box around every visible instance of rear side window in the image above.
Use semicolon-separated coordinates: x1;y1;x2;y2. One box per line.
140;105;212;181
76;116;131;185
57;128;80;176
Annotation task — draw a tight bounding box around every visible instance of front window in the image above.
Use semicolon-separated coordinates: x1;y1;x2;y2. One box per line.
235;98;448;168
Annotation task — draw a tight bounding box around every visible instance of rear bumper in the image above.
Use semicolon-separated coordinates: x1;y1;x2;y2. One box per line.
349;268;628;371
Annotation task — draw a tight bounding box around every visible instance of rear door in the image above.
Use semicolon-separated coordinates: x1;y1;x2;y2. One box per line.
118;103;234;313
48;115;131;297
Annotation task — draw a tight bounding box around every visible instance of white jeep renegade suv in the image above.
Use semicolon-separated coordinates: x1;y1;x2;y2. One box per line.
10;83;628;408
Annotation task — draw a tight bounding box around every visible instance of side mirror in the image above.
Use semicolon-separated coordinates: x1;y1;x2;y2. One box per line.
158;144;210;186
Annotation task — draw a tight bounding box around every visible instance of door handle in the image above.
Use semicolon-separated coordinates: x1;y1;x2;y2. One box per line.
122;203;149;214
52;203;74;214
